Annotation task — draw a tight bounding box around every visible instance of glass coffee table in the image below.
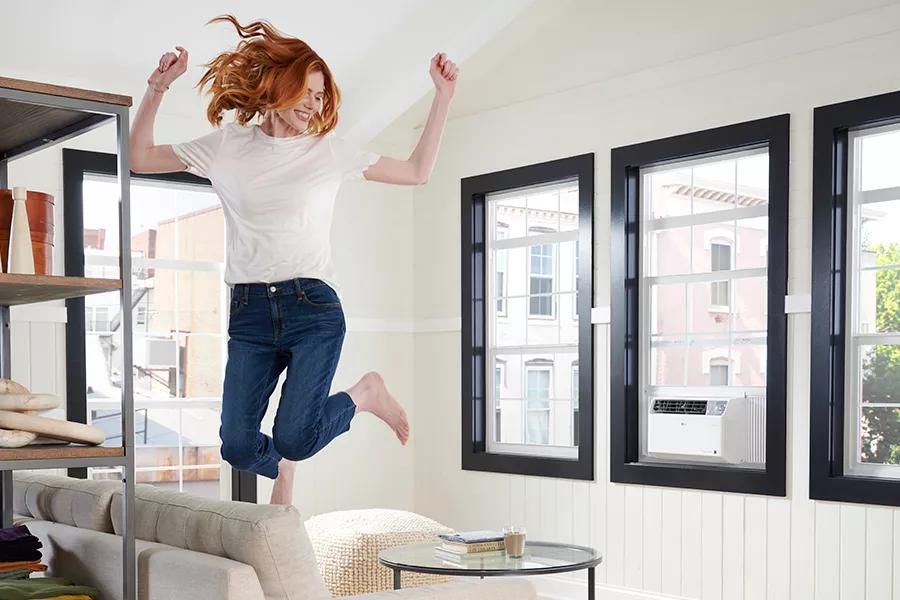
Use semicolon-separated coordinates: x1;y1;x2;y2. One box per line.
379;540;602;599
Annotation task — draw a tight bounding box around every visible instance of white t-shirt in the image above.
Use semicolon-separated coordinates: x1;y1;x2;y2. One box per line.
171;123;380;292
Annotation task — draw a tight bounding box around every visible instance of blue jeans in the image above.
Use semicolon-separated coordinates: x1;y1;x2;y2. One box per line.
221;277;355;479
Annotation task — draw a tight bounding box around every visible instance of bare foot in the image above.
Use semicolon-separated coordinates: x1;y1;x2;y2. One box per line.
348;372;410;445
269;458;295;505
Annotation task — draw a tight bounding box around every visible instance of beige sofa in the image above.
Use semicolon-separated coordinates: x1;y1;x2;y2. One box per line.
13;472;536;600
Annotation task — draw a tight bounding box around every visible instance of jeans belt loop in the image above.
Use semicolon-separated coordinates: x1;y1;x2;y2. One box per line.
292;278;304;299
242;284;249;305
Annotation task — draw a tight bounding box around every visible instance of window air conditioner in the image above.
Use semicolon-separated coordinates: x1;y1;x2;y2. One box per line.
132;338;178;369
647;397;761;465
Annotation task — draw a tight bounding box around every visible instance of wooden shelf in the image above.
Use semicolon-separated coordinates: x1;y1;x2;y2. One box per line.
0;273;121;305
0;77;131;107
0;445;122;462
0;77;131;161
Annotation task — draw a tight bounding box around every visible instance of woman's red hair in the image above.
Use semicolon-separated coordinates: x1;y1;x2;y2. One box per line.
197;15;341;136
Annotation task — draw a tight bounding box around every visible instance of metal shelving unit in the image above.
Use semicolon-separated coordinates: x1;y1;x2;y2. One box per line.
0;76;136;599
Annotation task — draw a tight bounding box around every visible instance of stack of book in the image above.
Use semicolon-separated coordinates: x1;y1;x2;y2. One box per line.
435;531;505;559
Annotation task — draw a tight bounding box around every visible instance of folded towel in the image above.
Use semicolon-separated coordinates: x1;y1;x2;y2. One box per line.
0;536;42;551
0;578;98;599
0;549;42;562
0;561;46;573
0;526;32;543
0;568;32;580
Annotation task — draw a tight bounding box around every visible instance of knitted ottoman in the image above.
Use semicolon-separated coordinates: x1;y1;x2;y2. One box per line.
305;509;454;596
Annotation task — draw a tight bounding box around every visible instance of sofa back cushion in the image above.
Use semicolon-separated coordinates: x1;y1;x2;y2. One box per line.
13;472;118;533
111;483;329;600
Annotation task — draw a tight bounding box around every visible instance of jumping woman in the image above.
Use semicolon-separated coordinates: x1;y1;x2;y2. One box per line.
129;15;458;504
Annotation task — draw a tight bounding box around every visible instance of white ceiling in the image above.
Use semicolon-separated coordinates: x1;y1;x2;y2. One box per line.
0;0;536;143
393;0;900;131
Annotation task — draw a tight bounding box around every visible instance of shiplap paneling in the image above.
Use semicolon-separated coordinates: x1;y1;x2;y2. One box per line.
840;505;867;600
815;503;841;600
865;507;893;600
642;487;662;593
701;493;723;600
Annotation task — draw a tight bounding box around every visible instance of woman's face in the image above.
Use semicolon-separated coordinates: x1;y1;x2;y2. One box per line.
274;70;325;134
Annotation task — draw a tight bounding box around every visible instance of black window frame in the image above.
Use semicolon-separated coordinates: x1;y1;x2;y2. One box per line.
610;115;789;495
62;149;256;503
461;153;594;480
810;90;900;506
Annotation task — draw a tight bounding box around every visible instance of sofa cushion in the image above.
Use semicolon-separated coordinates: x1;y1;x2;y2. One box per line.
13;471;118;533
111;483;329;600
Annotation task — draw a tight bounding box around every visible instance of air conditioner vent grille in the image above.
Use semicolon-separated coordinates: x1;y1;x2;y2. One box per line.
652;399;708;415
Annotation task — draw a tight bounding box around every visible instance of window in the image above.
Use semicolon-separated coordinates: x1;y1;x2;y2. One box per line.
528;227;556;318
611;115;788;495
494;362;505;443
811;90;900;506
525;361;552;445
710;241;732;308
572;363;579;447
573;241;580;320
63;150;245;501
709;358;729;386
462;153;594;480
496;223;508;315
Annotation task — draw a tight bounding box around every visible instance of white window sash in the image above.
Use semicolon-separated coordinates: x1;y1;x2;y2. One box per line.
493;229;578;249
645;205;768;232
645;267;766;286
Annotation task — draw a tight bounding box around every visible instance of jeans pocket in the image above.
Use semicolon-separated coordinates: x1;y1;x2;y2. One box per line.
300;283;341;308
229;292;246;317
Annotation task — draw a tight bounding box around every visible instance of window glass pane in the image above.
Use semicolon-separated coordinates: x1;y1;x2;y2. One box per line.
647;227;691;277
861;344;900;405
650;283;687;336
860;200;900;261
736;153;769;204
859;129;900;191
493;197;526;239
860;406;900;466
494;296;526;347
733;277;768;332
649;335;687;386
648;168;692;219
559;186;579;232
691;221;735;274
691;159;736;215
735;217;769;270
560;302;579;344
731;334;768;387
687;281;730;333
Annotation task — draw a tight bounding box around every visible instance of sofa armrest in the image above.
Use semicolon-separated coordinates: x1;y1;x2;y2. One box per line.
27;520;266;600
347;579;536;600
138;545;266;600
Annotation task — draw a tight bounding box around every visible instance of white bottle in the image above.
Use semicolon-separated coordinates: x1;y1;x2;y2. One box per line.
9;187;34;275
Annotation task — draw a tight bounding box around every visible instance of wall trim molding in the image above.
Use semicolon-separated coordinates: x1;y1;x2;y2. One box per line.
344;317;462;333
530;574;689;600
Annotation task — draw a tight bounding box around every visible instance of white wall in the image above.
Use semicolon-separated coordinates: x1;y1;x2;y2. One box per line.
5;94;418;515
411;3;900;599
